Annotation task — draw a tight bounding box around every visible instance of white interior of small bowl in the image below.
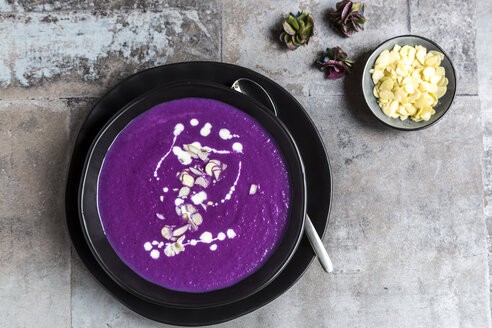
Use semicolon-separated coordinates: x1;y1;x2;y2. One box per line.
362;35;456;130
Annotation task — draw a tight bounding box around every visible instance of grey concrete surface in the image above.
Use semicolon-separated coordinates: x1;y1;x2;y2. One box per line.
0;0;490;327
477;0;492;310
0;3;220;99
0;100;71;327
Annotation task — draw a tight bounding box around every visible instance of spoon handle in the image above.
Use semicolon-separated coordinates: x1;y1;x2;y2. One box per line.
231;78;334;273
304;214;333;273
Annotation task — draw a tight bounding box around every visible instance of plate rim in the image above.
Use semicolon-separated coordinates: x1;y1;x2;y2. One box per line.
65;61;333;326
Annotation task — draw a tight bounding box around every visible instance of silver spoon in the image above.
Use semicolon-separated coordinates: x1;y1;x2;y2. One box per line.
231;78;334;273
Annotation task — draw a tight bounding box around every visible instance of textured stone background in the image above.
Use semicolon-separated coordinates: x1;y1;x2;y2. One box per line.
0;0;491;327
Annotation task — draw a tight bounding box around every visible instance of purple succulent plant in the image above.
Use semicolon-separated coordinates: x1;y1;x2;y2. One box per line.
329;1;367;38
315;47;353;79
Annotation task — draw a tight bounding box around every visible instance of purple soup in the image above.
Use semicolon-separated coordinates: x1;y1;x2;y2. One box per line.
97;98;291;292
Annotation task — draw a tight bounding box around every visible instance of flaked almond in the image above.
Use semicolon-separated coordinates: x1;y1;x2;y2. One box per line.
222;163;227;170
175;206;182;216
183;144;199;158
186;143;201;154
205;162;216;176
164;246;175;257
209;159;221;165
178;186;190;198
249;184;257;195
171;243;182;254
191;213;203;225
156;213;165;220
173;224;189;236
195;176;209;188
213;168;221;180
187;216;198;231
200;203;207;211
198;150;209;161
161;226;172;240
177;235;185;244
189;167;202;176
188;152;199;159
185;204;197;214
180;172;195;187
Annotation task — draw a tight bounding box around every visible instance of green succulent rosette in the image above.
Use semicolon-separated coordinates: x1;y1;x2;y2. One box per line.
280;11;314;50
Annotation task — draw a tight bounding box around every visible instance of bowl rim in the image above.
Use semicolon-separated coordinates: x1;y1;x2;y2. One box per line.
77;80;307;309
361;34;457;131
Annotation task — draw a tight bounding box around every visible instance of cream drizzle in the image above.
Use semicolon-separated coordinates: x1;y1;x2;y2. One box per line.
220;161;242;202
154;123;184;180
219;128;239;140
202;146;231;154
159;229;237;258
200;122;212;136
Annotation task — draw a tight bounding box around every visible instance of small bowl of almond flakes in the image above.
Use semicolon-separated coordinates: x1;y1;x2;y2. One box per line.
362;35;456;130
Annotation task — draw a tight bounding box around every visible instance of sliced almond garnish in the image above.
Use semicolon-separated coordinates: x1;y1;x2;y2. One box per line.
209;159;221;165
173;224;189;236
187;143;201;154
188;153;199;159
205;162;216;176
222;163;227;170
187;216;198;231
198;150;209;161
213;168;221;180
156;213;165;220
249;184;257;195
185;204;197;214
180;172;195;187
189;167;202;175
172;236;185;253
161;226;172;240
178;186;190;197
191;213;203;225
183;144;199;158
175;206;182;216
171;243;182;254
195;176;209;188
200;203;207;211
164;246;175;257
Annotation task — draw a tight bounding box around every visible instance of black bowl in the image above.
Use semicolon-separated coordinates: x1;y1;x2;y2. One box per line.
78;80;307;309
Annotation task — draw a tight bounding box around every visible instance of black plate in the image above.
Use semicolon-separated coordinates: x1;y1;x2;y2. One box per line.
66;62;332;326
79;81;307;308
